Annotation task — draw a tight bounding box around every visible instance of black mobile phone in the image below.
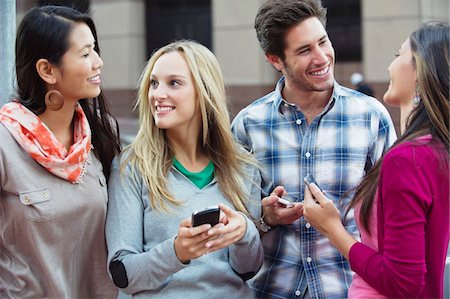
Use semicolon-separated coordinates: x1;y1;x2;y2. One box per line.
191;206;220;227
303;174;322;191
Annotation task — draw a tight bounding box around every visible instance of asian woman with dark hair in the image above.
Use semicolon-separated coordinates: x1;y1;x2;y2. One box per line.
0;5;120;298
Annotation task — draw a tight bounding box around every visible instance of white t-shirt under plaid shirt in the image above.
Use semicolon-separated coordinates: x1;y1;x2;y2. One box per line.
231;77;396;299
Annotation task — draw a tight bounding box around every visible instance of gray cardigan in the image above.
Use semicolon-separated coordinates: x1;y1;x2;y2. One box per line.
106;151;263;298
0;123;117;298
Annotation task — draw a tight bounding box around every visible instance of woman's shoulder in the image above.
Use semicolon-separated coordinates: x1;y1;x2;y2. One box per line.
0;123;21;155
384;135;447;169
0;122;13;140
110;147;139;174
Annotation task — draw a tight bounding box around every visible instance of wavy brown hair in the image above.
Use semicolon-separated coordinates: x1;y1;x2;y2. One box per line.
347;22;449;233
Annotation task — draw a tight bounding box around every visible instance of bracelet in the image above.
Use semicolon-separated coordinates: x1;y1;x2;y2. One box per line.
256;209;271;233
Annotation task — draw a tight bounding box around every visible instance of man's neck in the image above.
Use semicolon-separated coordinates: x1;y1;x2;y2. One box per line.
282;81;333;124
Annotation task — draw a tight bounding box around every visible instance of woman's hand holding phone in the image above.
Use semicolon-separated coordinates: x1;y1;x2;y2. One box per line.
202;203;247;253
174;207;224;263
174;204;245;263
174;219;210;263
303;177;357;259
303;176;341;238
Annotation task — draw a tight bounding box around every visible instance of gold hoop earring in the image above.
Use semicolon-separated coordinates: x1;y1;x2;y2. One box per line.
45;86;64;111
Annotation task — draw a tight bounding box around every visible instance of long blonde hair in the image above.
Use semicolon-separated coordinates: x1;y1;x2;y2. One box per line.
125;40;258;214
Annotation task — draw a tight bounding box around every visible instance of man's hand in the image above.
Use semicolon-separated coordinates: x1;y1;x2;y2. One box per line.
262;186;304;226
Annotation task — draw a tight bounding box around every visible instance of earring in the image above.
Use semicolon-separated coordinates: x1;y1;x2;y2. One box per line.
412;84;421;107
45;85;64;111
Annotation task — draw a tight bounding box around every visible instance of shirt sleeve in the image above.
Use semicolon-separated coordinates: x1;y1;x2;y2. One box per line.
367;102;397;171
228;165;264;279
231;112;273;197
231;110;252;152
349;146;430;297
105;156;188;295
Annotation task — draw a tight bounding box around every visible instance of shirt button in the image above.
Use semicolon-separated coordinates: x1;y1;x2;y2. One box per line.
295;290;301;296
296;119;302;125
305;152;311;158
24;196;30;203
306;257;312;263
305;222;311;228
99;177;106;186
284;103;289;107
43;192;48;198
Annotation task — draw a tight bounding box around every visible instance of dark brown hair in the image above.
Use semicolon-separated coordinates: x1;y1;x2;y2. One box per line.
254;0;327;60
348;22;449;233
15;5;121;179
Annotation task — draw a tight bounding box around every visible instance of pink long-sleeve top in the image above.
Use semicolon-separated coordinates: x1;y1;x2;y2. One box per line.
349;135;449;298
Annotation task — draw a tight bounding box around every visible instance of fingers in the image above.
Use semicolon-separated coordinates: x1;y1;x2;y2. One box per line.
218;203;234;216
303;185;315;207
209;204;245;236
261;186;304;226
204;205;247;252
261;193;279;207
305;183;330;206
179;218;211;237
219;211;229;225
175;227;212;262
179;217;192;228
204;225;243;253
271;185;286;197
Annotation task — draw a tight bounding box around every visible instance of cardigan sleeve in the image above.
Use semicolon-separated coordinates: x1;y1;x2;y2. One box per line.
349;144;430;298
105;156;188;295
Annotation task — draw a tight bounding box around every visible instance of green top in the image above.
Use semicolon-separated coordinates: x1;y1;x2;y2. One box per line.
173;159;214;189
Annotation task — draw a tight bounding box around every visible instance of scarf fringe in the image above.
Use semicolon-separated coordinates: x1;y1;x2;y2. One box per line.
74;146;93;184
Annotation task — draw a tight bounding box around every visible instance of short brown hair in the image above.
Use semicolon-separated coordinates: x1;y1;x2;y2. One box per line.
255;0;327;59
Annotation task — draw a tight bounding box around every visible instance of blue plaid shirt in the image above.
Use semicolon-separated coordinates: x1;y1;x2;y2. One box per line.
231;78;396;299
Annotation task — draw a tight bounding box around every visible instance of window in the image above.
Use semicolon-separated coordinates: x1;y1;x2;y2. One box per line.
322;0;361;62
145;0;212;58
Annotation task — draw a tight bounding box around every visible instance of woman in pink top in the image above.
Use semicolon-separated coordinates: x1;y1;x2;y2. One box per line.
303;22;449;298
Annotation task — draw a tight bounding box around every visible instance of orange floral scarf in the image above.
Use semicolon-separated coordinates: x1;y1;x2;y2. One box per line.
0;101;92;183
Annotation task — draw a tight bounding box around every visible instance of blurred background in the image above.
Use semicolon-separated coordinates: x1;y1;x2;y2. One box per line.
8;0;449;139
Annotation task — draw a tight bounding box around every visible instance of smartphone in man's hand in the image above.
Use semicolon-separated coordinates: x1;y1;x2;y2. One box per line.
277;194;297;208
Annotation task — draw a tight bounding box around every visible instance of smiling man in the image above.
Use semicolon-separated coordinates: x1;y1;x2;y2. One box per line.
231;0;397;298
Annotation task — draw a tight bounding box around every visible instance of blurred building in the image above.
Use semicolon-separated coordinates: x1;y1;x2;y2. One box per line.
16;0;449;135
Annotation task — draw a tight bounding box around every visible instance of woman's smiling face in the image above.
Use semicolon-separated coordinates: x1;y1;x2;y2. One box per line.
149;51;200;133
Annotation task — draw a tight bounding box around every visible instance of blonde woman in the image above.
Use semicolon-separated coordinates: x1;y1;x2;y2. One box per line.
106;40;263;298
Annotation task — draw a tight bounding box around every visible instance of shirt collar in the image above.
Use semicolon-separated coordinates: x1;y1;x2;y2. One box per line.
273;76;341;116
